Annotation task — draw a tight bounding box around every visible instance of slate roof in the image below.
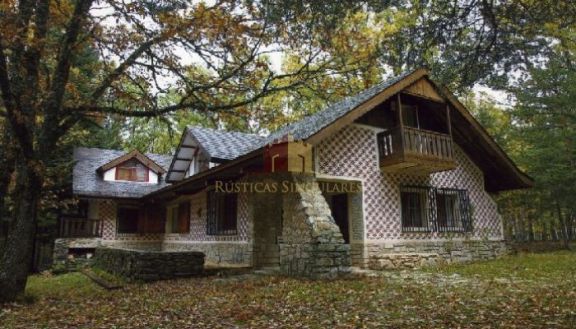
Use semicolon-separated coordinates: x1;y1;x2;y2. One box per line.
73;147;173;198
183;70;415;163
265;70;415;143
186;126;265;161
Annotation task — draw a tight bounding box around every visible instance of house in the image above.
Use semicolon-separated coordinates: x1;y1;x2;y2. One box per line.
55;69;532;277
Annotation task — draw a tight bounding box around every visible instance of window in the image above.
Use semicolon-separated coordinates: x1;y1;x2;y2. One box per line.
166;201;190;234
207;190;237;235
117;207;139;233
436;188;471;232
400;186;431;232
116;159;149;182
400;186;472;233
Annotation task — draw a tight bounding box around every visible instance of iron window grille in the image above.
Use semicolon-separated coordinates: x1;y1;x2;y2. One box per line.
206;189;238;236
400;185;472;233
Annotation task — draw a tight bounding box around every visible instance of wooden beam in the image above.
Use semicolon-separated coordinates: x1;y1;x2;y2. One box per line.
180;144;196;149
174;157;193;161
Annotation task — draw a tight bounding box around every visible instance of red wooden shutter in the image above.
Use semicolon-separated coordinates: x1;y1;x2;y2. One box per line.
178;201;190;233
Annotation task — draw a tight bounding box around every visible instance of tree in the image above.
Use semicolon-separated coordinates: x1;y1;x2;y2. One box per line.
0;0;374;301
509;55;576;248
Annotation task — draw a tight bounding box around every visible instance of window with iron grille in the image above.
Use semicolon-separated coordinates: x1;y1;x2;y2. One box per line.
400;186;433;232
400;186;472;233
206;190;238;235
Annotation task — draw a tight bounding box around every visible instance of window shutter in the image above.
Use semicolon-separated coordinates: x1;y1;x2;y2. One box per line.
178;201;190;233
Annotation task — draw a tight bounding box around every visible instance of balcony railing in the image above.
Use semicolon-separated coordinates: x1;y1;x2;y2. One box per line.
59;217;103;238
377;127;455;172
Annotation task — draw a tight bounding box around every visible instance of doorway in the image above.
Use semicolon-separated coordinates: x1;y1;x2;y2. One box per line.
330;193;350;244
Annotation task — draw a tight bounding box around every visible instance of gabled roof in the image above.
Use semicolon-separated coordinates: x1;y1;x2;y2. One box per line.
162;68;532;192
165;126;264;182
96;149;167;174
73;147;172;199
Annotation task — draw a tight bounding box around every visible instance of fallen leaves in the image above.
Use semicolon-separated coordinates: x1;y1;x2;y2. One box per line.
1;251;576;328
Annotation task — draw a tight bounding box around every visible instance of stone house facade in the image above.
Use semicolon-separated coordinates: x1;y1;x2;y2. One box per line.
56;69;532;276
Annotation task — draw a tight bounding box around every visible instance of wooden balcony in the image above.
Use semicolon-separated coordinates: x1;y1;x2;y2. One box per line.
59;217;103;238
377;126;457;174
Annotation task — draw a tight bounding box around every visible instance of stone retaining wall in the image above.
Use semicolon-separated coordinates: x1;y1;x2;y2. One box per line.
95;247;204;281
365;240;508;270
162;242;252;265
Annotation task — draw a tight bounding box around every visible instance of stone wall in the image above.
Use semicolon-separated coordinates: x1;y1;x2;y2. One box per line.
279;174;351;278
53;238;103;263
162;241;252;265
365;240;509;270
95;247;204;281
249;177;283;268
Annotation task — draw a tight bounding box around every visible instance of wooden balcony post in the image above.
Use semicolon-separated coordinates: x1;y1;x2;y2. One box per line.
446;104;453;157
397;93;405;152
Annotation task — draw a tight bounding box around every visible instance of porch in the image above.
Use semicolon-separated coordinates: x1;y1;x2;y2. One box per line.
59;217;103;238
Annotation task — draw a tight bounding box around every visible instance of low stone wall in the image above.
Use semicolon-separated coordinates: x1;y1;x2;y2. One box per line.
53;238;103;263
95;247;205;281
365;240;508;270
103;240;162;251
162;242;252;266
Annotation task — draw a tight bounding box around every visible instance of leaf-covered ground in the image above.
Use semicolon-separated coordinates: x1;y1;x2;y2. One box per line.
1;251;575;328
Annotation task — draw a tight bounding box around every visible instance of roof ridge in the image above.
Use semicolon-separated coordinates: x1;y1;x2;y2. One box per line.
74;146;172;157
187;125;264;138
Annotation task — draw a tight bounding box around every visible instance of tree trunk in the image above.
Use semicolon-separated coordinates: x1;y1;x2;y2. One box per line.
556;202;571;250
0;164;41;302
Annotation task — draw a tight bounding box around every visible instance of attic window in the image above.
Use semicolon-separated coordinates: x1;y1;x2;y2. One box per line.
115;159;149;182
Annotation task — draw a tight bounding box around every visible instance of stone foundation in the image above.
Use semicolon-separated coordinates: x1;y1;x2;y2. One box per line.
365;240;508;270
95;247;204;281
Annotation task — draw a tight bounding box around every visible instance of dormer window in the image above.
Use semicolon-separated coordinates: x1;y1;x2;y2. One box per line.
116;159;149;182
97;149;167;184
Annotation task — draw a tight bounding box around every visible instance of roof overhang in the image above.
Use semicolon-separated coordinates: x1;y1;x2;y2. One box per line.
165;128;205;183
146;147;264;200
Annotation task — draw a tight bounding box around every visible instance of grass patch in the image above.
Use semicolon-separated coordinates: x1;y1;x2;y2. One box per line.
89;267;127;286
427;250;576;281
25;272;103;299
1;251;575;328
